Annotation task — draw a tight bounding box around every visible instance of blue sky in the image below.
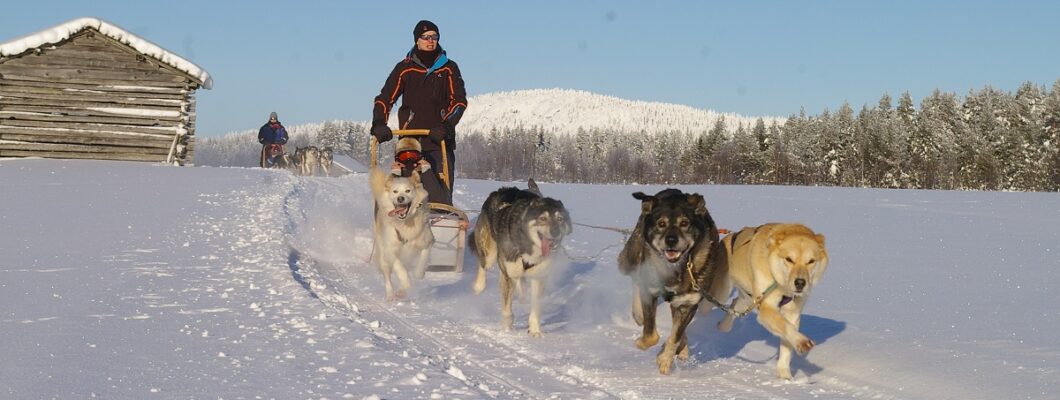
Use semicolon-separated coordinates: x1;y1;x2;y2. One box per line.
4;1;1059;137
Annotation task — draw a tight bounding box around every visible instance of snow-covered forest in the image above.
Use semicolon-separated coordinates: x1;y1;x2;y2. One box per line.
199;82;1060;191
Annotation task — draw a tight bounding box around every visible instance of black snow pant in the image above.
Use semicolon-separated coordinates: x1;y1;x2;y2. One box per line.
421;148;455;206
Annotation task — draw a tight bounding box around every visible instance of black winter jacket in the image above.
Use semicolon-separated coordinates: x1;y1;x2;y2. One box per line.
372;46;467;151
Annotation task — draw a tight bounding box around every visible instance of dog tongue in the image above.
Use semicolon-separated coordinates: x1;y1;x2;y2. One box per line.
665;250;682;262
541;237;552;257
388;206;408;218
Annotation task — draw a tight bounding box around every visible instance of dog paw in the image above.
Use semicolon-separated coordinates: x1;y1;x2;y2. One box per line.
795;336;815;354
676;345;690;361
528;329;543;338
777;367;794;380
501;315;513;331
656;352;675;375
472;277;486;295
634;332;659;350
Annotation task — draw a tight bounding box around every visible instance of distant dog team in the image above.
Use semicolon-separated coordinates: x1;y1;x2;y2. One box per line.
267;145;333;177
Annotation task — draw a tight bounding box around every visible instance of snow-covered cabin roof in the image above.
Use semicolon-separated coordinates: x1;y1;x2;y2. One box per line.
0;17;213;90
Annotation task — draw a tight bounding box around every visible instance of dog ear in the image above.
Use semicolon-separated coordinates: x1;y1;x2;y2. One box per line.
769;230;786;250
814;233;826;247
632;192;655;214
527;178;542;195
687;194;708;216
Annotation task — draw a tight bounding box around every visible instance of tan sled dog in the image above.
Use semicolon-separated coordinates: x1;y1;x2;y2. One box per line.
715;223;829;380
369;141;433;300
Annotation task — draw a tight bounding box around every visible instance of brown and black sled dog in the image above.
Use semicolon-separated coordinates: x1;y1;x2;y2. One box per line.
617;188;728;374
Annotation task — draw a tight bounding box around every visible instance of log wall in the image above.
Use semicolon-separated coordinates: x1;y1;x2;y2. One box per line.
0;30;202;164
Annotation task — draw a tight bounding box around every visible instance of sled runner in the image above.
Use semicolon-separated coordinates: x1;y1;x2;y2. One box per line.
371;129;468;272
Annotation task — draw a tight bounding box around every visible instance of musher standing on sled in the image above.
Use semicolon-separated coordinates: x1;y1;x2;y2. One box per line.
258;111;289;168
371;20;468;206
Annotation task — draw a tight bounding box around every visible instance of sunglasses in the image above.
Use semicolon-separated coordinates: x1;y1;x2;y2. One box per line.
417;34;439;41
396;149;423;164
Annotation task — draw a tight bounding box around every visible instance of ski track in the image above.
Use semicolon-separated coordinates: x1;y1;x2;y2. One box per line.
239;171;901;400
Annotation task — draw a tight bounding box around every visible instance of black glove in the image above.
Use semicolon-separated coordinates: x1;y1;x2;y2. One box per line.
428;124;448;144
371;124;393;143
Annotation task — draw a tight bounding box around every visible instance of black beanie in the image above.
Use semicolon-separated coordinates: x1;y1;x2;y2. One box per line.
413;20;439;38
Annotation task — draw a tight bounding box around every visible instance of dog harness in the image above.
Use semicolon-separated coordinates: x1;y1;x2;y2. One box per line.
702;281;783;318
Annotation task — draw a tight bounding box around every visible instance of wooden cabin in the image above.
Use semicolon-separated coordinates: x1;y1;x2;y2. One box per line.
0;17;212;164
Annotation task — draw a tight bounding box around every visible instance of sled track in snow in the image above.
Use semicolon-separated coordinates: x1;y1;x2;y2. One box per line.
278;176;619;399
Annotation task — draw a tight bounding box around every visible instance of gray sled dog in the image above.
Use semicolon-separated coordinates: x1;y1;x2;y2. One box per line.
617;188;727;374
471;179;572;337
716;223;829;380
369;138;434;300
319;147;334;176
299;146;321;176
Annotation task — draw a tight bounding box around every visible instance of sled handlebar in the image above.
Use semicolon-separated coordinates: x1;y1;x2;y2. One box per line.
393;129;430;137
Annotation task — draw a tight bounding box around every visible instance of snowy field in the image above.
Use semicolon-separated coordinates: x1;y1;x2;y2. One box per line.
1;158;1057;399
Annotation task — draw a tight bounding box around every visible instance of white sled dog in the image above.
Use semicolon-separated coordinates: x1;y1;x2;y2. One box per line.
369;138;434;300
716;223;829;380
471;179;572;337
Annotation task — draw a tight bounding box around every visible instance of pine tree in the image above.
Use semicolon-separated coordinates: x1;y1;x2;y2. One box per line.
1010;82;1048;190
834;102;860;186
861;94;902;187
316;120;351;155
781;108;814;185
728;123;760;183
894;91;919;187
698;116;728;183
1044;79;1060;191
960;87;1004;189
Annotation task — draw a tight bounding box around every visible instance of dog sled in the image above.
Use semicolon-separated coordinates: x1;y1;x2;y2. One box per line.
371;129;469;272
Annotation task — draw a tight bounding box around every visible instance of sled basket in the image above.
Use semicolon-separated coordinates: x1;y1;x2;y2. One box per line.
426;203;468;272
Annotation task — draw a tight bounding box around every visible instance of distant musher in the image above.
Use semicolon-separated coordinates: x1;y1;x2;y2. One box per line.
258;111;289;168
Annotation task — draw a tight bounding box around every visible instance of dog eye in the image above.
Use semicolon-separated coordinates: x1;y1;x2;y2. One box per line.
808;259;816;265
785;257;794;264
538;215;548;222
656;221;667;229
679;220;689;228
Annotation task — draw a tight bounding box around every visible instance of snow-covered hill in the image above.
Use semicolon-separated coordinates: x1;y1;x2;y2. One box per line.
2;158;1056;399
452;89;786;135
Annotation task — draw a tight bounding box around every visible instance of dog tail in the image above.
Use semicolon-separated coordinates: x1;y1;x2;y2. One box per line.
369;167;388;199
